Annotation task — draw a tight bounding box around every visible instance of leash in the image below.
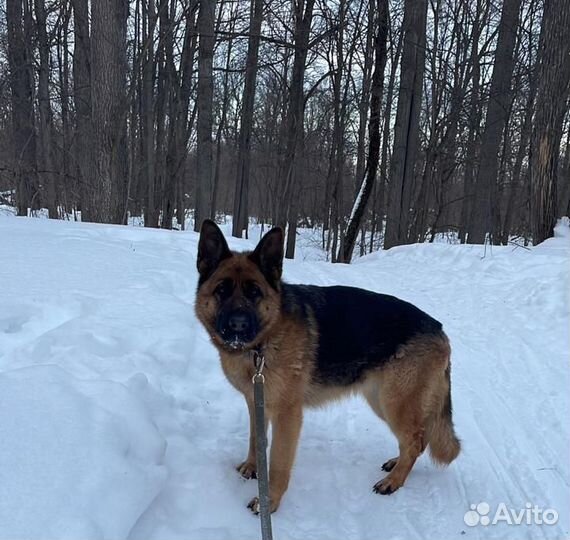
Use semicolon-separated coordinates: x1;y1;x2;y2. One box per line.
252;349;273;540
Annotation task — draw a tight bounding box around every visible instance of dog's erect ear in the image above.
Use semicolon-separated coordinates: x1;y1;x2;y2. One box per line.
197;220;231;283
249;227;284;287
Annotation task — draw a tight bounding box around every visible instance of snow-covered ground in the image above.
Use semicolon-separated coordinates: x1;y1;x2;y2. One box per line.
0;214;568;540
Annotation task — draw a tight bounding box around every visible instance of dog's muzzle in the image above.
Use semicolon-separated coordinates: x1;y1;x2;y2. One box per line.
216;309;259;349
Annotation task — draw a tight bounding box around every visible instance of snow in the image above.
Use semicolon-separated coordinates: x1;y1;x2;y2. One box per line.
0;366;166;540
0;214;568;539
346;174;367;227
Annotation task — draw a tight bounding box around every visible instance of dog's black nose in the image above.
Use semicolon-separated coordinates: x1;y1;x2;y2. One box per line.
228;312;250;333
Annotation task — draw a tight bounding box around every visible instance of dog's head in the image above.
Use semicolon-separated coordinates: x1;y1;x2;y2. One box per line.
195;220;284;353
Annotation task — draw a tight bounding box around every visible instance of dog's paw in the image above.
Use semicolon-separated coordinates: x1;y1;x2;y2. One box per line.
237;460;257;480
381;457;398;472
372;475;402;495
247;496;261;514
247;496;279;514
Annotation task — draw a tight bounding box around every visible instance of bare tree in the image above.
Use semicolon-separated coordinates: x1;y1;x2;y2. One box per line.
276;0;316;258
338;0;388;262
140;0;159;227
383;0;428;249
458;0;489;243
35;0;57;218
559;128;570;218
530;0;570;243
468;0;522;244
88;0;129;223
72;0;92;220
6;0;37;215
56;1;72;216
194;0;215;231
167;1;199;230
0;0;568;255
232;0;264;238
501;1;540;244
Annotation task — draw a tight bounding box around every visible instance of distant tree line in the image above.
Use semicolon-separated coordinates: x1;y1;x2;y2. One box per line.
0;0;569;260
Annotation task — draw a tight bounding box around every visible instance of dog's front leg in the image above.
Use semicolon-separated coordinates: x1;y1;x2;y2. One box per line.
249;403;303;513
237;395;268;480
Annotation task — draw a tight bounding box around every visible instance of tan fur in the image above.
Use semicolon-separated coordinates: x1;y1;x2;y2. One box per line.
196;254;459;512
196;254;284;352
363;333;460;493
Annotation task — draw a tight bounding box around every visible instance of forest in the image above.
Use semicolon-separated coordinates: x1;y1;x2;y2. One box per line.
1;0;569;260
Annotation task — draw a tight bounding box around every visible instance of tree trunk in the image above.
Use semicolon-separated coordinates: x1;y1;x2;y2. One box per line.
142;0;159;227
232;0;264;238
57;2;72;216
377;29;403;244
175;5;199;230
338;0;388;262
530;0;570;243
194;0;215;231
328;0;347;263
212;8;235;220
165;1;198;229
383;0;428;249
159;0;178;230
35;0;57;218
353;0;376;199
558;128;570;218
276;0;316;258
459;1;483;243
89;0;129;223
72;0;92;221
467;0;522;244
6;0;37;216
502;81;536;241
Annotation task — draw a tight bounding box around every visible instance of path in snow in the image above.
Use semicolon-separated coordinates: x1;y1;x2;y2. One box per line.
0;215;568;540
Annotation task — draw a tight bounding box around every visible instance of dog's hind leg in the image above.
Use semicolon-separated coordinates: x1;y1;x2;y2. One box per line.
365;375;426;494
362;381;400;474
367;333;459;494
372;411;426;495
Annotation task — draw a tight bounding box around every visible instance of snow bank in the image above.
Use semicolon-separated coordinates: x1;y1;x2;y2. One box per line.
0;215;568;540
0;365;167;540
554;216;570;238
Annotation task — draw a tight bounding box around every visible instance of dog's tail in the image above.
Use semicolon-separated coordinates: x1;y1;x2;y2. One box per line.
428;364;461;465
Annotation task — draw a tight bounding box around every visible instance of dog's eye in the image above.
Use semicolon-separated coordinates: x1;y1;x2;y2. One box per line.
214;279;233;299
243;282;262;301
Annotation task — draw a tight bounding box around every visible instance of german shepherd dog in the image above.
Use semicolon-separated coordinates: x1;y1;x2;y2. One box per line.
195;220;460;513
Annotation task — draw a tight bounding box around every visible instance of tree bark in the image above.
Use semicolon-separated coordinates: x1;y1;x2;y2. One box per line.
467;0;522;244
558;128;570;219
354;1;376;202
141;0;159;227
383;0;428;249
175;5;199;230
6;0;37;216
158;0;177;229
377;28;403;244
338;0;388;262
35;0;57;218
459;0;484;243
194;0;215;231
212;4;235;221
530;0;570;243
502;80;536;241
232;0;264;238
72;0;92;221
57;2;72;216
166;1;198;229
276;0;316;258
89;0;129;223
